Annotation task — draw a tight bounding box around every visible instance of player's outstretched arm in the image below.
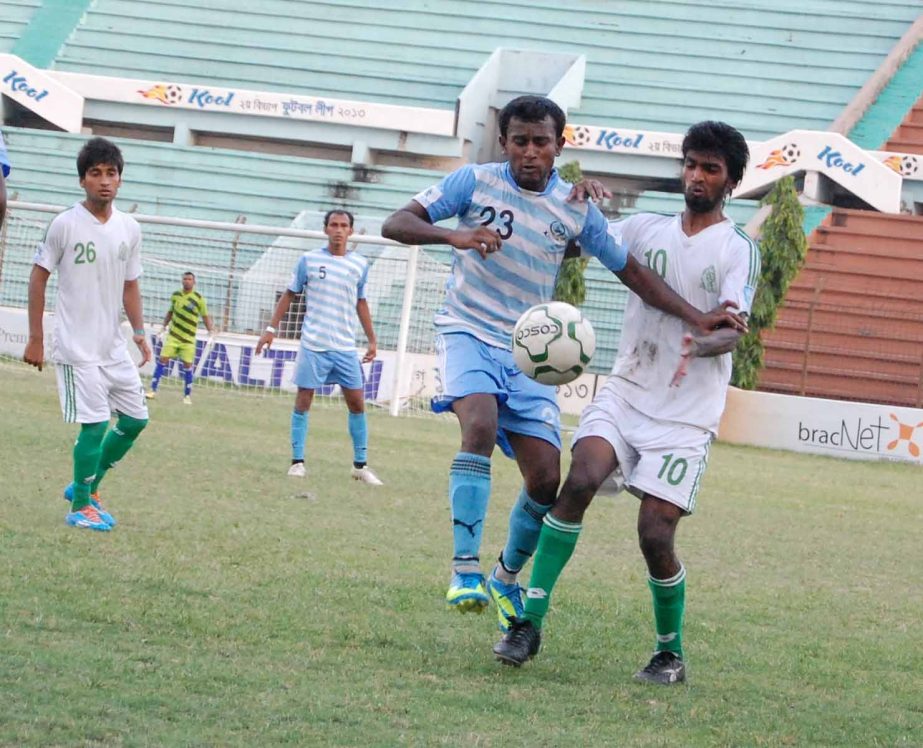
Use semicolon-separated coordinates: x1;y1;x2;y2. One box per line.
616;256;748;333
382;201;501;259
356;299;377;362
256;289;296;354
24;265;50;371
671;326;746;387
124;279;151;367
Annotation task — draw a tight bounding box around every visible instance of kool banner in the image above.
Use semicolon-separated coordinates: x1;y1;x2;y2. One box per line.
720;387;923;465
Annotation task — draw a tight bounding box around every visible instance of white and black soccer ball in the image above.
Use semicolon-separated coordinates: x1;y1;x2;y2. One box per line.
163;85;183;105
781;143;801;164
569;126;592;147
512;302;596;386
899;155;919;177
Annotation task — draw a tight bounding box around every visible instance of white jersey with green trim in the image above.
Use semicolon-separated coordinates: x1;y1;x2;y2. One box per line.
606;212;760;434
33;202;143;365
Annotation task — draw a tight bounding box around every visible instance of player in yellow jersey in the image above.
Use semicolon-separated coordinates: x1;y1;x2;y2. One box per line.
146;271;215;404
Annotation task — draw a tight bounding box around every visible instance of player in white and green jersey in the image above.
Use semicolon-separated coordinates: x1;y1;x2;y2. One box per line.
495;121;759;685
24;137;151;532
147;271;215;404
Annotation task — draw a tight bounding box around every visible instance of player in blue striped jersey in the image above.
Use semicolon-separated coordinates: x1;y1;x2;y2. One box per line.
0;129;8;230
383;96;746;629
256;209;383;485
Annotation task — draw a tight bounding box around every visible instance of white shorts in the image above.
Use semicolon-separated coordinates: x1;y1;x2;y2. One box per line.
573;382;713;513
55;355;149;424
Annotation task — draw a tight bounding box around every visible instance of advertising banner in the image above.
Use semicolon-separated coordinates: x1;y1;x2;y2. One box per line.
720;387;923;465
0;54;83;132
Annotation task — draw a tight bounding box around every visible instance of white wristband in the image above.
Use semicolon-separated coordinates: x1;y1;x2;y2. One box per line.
265;325;276;334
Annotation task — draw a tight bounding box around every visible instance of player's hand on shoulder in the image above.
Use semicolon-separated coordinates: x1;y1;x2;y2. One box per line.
696;301;748;334
566;179;612;203
23;337;44;371
450;227;501;259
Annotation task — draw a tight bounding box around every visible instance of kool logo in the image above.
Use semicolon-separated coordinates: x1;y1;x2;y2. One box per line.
3;70;48;101
886;414;923;457
188;88;235;108
596;130;644;150
817;145;865;176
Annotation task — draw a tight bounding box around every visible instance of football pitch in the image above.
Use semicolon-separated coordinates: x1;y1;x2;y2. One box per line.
1;365;920;746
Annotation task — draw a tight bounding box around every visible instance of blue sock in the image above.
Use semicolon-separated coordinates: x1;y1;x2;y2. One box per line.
183;366;194;396
151;361;165;391
291;410;309;462
449;452;491;573
500;486;551;574
348;412;368;466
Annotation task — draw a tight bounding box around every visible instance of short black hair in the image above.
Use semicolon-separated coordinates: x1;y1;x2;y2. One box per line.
77;137;124;179
183;271;195;279
498;96;566;139
324;209;354;227
682;121;750;185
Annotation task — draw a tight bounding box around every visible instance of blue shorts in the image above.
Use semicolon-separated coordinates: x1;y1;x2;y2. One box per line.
293;347;363;390
432;332;561;458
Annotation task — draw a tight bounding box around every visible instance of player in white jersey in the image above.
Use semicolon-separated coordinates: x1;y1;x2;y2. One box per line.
494;122;759;685
256;209;383;485
23;137;151;532
382;98;746;632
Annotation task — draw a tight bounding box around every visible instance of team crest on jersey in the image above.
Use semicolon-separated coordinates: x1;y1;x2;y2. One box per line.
118;242;129;261
545;220;569;246
700;265;717;293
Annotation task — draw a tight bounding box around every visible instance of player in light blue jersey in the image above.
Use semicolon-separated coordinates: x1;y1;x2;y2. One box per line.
383;96;746;630
0;130;9;230
256;210;383;485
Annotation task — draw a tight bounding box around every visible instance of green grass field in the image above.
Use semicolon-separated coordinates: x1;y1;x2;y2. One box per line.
1;365;921;746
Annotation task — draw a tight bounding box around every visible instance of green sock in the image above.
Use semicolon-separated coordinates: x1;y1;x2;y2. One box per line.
90;414;148;493
522;514;583;629
72;422;108;510
649;565;686;658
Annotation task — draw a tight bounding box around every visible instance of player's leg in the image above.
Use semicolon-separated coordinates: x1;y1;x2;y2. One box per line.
180;342;196;404
288;387;314;477
627;423;710;684
487;432;559;631
92;357;150;524
56;363;112;531
432;333;506;614
147;355;170;398
493;435;618;665
335;351;382;485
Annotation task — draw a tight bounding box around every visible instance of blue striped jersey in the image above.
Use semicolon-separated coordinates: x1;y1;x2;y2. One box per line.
413;162;627;349
0;131;9;177
287;247;369;352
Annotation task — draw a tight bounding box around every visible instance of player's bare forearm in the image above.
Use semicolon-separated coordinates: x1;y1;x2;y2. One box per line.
205;315;215;334
356;299;377;361
256;289;295;353
24;265;50;370
616;256;703;327
123;279;145;331
382;201;500;257
685;327;744;358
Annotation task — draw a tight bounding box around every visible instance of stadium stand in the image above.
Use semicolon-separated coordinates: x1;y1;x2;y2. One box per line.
0;0;38;54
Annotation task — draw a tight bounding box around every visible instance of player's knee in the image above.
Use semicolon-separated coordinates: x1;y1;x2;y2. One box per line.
637;520;675;565
117;414;148;438
524;470;560;505
460;418;497;453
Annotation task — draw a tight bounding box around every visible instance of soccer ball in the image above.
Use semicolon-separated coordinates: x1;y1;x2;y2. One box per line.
163;85;183;105
899;155;919;177
781;143;801;163
512;302;596;386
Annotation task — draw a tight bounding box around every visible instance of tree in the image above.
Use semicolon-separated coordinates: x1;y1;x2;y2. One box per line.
553;160;591;305
731;175;808;389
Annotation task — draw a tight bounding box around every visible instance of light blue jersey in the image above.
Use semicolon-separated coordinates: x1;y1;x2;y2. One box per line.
0;131;10;177
287;247;369;352
413;161;627;349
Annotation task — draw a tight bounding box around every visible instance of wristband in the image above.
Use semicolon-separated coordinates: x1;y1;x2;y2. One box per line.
133;328;145;336
265;325;276;334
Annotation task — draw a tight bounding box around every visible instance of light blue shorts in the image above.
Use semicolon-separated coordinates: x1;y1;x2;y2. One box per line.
293;347;363;390
432;332;561;458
